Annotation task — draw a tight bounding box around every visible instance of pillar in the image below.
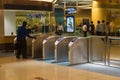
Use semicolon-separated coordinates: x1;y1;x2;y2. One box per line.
0;0;4;36
92;0;108;27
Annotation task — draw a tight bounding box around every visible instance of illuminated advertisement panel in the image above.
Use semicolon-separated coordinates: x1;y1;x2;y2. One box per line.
66;16;75;32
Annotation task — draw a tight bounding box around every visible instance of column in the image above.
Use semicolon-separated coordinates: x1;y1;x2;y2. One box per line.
92;0;108;27
0;0;4;36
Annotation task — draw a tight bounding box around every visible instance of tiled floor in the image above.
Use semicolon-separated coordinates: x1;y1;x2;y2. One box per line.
0;56;120;80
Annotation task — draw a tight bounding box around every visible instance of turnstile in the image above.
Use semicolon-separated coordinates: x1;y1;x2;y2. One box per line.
90;36;107;65
26;37;33;57
54;36;76;62
42;36;59;60
68;37;90;65
107;37;120;67
32;35;50;58
14;37;17;55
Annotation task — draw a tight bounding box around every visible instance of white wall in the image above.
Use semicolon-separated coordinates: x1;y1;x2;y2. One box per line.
4;11;16;36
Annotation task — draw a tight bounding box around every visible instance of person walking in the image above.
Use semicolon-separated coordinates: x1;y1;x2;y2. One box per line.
16;21;36;59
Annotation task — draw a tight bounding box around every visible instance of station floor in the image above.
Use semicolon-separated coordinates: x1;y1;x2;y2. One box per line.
0;56;120;80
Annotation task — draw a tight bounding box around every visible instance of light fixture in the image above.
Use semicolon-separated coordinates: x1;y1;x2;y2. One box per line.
30;0;54;2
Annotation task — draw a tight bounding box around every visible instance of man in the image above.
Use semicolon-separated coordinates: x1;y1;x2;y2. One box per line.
82;23;87;37
101;20;105;35
89;21;95;35
57;23;64;35
16;21;36;59
96;20;102;35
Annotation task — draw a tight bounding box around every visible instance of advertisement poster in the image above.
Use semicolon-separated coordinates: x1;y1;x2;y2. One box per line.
66;16;75;32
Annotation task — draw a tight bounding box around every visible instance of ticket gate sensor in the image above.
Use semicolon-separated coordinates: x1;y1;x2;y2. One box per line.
32;35;50;59
68;37;90;65
54;36;76;62
42;36;59;60
90;36;107;65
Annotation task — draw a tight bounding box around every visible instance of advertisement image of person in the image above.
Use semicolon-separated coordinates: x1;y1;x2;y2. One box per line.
67;17;74;32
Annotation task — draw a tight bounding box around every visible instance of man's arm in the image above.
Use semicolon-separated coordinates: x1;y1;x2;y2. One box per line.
25;28;36;39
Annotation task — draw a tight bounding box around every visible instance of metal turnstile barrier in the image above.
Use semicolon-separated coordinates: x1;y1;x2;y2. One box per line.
55;36;76;62
90;36;107;65
32;35;50;58
14;37;17;55
42;36;59;60
107;37;120;67
26;37;33;57
68;37;90;65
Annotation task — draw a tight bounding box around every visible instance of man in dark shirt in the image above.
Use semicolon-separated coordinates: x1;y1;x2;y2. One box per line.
89;21;95;35
16;21;36;59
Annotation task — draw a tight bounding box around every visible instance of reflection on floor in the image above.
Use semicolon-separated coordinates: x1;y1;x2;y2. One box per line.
0;51;14;57
0;56;120;80
43;59;120;77
71;63;120;77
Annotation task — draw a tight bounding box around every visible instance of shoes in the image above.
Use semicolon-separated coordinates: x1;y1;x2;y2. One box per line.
22;57;28;59
16;56;20;59
16;56;28;59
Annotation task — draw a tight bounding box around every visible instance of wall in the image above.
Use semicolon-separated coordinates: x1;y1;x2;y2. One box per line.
4;11;16;36
92;0;120;32
92;0;108;28
0;10;4;36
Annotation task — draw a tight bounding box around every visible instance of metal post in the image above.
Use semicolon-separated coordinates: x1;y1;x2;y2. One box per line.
107;38;111;66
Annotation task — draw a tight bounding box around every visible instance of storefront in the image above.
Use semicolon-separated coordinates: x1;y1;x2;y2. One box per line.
0;0;53;36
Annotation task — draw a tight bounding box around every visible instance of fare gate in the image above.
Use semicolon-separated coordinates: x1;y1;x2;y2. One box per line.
107;37;120;67
42;36;59;60
32;35;50;58
54;36;76;62
68;37;90;65
90;36;107;65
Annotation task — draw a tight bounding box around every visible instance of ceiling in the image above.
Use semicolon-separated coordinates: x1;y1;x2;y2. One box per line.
30;0;55;2
5;0;93;16
55;0;92;9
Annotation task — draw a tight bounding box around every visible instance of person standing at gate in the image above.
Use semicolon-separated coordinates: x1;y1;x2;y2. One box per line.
89;21;95;35
96;20;102;35
16;21;36;59
101;20;105;35
106;22;111;36
57;23;64;35
82;23;88;37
